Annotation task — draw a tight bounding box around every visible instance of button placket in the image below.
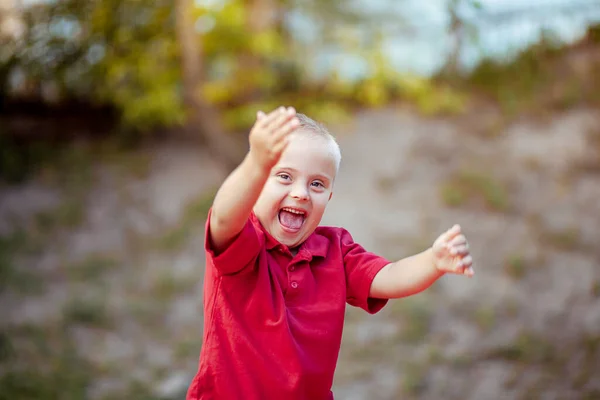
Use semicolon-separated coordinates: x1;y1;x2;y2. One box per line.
287;260;303;291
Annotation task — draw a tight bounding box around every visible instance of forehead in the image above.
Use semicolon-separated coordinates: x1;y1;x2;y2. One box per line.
277;134;337;179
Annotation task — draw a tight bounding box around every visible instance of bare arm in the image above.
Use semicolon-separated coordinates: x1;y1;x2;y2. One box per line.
210;107;299;252
370;249;443;299
209;155;270;251
370;225;474;299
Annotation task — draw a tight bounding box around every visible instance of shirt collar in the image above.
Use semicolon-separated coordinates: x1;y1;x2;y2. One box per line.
250;212;329;260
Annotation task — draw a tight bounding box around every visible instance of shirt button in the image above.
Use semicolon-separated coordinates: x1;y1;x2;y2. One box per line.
290;281;298;289
289;266;295;272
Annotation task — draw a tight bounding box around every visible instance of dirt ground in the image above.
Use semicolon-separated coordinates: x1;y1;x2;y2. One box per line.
1;105;599;399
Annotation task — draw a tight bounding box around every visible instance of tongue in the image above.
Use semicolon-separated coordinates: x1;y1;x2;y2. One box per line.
279;210;304;230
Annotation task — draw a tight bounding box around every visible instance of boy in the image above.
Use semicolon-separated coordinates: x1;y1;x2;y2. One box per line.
187;106;474;400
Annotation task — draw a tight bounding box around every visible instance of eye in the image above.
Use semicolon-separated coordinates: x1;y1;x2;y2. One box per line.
311;181;325;189
277;173;291;181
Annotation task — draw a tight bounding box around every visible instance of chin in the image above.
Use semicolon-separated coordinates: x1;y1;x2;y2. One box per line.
276;231;303;248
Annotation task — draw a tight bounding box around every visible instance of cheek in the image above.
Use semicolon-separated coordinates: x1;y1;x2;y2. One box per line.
258;182;286;208
309;193;330;215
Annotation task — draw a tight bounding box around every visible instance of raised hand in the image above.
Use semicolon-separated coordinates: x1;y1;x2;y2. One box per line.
249;106;299;172
432;224;474;277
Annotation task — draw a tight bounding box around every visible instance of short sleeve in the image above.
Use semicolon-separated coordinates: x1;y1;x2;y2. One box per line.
205;209;263;275
341;229;390;314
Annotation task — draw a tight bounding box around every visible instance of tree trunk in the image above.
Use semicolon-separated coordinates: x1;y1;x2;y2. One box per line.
236;0;278;102
174;0;246;170
247;0;278;33
445;0;464;76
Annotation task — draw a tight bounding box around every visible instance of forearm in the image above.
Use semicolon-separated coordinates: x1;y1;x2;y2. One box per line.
370;248;444;299
210;153;269;250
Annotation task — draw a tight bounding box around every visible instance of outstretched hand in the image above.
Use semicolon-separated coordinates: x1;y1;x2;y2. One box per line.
248;106;299;173
432;224;474;277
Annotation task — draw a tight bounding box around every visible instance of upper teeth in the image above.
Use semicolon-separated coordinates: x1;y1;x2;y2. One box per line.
282;207;304;215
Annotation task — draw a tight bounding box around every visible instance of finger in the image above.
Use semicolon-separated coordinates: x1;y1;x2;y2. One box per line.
460;255;473;269
453;254;472;274
449;244;469;256
464;266;475;277
257;110;266;120
271;135;290;158
273;116;299;140
448;234;467;248
438;224;462;246
256;106;287;130
270;106;296;132
454;260;465;274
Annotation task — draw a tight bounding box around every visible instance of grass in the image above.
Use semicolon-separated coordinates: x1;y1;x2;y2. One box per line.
400;361;428;397
157;225;192;252
0;324;96;400
0;231;43;295
440;169;510;212
501;299;521;320
592;281;600;298
504;254;527;281
473;305;496;333
151;271;195;302
66;254;119;282
174;338;201;363
375;174;397;192
391;297;434;345
572;126;600;174
444;25;600;119
0;330;13;363
108;379;165;400
503;366;524;389
483;331;557;364
62;296;113;329
0;133;153;187
479;117;506;139
100;147;153;180
34;199;86;233
540;226;582;252
156;188;217;251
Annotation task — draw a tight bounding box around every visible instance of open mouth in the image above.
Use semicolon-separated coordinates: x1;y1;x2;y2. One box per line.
278;207;307;232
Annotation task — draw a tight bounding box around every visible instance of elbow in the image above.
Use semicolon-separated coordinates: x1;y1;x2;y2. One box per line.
210;210;228;230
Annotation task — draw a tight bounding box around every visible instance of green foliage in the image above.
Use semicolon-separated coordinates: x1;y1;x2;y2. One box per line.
441;169;510;212
66;254;119;282
505;254;526;280
62;296;113;328
540;226;582;252
453;24;600;116
151;271;195;302
157;187;217;251
401;361;428;396
473;306;496;333
485;332;557;364
391;297;433;344
0;231;42;295
0;325;95;400
1;0;472;138
4;0;596;144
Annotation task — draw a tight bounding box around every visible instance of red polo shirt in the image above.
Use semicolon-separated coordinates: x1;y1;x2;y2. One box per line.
187;211;390;400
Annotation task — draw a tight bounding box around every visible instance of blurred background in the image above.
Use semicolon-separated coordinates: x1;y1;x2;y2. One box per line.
1;0;600;399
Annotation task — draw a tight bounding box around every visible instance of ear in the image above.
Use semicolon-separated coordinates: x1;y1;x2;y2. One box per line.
328;192;333;201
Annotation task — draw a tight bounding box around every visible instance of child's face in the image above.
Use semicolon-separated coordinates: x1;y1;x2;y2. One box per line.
253;132;337;248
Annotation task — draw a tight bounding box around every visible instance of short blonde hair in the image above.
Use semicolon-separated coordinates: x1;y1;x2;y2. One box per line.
294;113;342;174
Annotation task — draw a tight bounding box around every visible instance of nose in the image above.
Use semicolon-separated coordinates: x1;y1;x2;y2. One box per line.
290;183;309;201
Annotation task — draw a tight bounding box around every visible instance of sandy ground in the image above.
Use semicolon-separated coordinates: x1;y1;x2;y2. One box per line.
1;106;599;399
